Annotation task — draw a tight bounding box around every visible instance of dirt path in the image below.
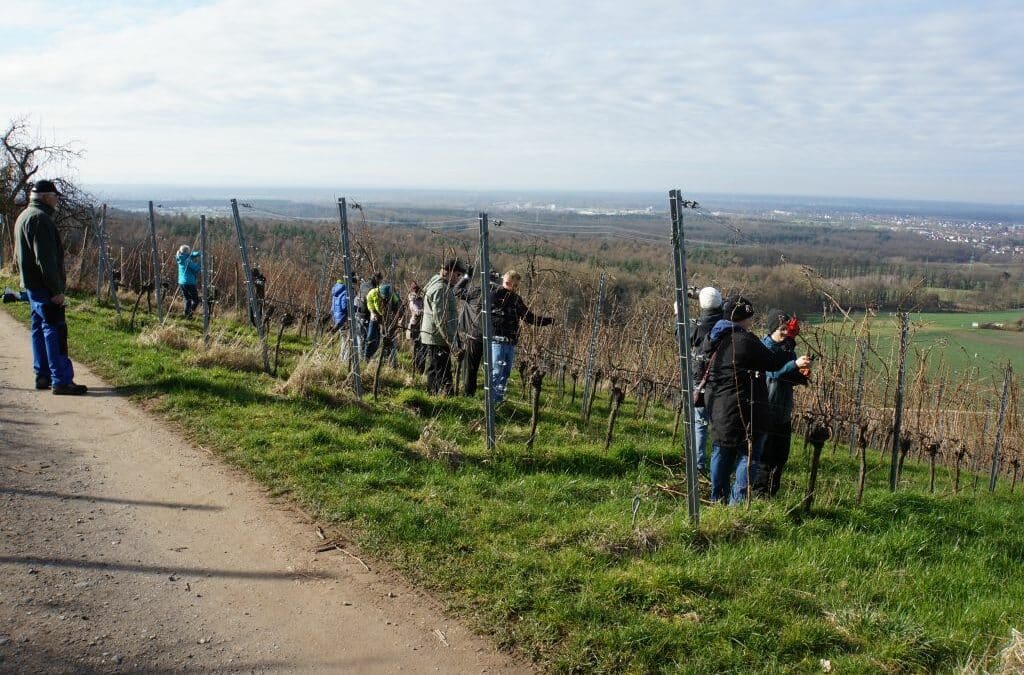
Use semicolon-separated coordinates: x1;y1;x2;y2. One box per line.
0;309;532;674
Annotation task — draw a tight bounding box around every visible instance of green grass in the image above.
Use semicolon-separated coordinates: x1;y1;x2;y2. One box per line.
5;290;1023;673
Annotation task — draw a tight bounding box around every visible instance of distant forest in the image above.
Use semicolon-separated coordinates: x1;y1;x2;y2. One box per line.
89;201;1024;325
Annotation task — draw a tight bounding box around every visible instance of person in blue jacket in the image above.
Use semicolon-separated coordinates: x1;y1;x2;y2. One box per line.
757;309;810;497
175;245;203;319
330;279;349;332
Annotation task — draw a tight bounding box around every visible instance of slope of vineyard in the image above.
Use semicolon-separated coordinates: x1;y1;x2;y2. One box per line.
4;290;1022;673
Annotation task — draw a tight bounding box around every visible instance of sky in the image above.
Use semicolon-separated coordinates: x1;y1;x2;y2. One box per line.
2;0;1022;203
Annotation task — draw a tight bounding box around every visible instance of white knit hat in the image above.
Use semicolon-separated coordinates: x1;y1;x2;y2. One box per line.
178;245;191;255
698;286;722;310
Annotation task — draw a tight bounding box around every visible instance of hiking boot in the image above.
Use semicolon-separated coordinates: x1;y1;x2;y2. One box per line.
52;383;88;396
35;376;52;390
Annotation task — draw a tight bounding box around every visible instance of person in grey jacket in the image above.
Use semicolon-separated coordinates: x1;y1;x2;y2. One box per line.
14;180;87;395
420;259;466;394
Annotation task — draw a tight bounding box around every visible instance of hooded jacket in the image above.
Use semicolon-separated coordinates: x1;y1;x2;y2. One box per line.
690;306;724;380
331;282;349;328
15;199;65;295
691;306;724;350
366;286;400;318
702;320;795;448
176;251;202;286
761;334;808;426
420;273;457;347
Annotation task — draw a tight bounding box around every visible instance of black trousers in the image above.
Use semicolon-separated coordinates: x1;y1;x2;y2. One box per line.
181;284;200;318
461;337;483;396
757;420;793;497
425;345;453;395
411;339;427;374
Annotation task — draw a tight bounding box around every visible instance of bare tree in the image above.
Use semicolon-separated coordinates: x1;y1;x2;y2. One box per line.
1;117;93;276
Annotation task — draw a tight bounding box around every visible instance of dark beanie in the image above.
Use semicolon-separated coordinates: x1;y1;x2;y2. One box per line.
765;308;790;330
723;295;755;322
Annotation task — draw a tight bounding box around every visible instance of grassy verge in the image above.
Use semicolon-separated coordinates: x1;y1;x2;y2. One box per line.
4;289;1023;673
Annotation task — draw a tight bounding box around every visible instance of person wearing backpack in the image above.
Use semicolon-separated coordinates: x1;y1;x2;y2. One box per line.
701;295;810;504
689;286;723;475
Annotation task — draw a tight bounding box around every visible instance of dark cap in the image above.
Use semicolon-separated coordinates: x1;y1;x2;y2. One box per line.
722;294;755;322
31;179;61;196
765;308;790;330
442;258;466;274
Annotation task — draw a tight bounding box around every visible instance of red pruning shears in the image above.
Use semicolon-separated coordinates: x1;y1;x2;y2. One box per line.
784;314;801;338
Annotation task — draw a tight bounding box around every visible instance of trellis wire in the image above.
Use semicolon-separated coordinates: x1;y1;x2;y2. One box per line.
669;189;701;526
848;337;868;456
580;271;606;422
479;211;496;451
889;312;910;490
94;205;105;302
200;214;211;346
147;201;164;321
989;363;1013;492
230;199;270;374
312;248;331;347
337;198;362;398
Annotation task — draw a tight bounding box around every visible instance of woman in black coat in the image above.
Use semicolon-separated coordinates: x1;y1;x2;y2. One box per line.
702;296;809;503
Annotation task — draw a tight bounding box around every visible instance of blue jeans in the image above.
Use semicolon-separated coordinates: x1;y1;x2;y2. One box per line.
490;342;516;403
694;405;710;474
710;435;766;504
26;289;75;387
355;314;369;355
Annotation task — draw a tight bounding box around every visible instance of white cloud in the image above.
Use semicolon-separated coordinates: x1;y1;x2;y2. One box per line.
2;0;1021;201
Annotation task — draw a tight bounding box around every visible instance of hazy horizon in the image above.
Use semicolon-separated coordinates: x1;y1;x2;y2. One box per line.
85;182;1024;220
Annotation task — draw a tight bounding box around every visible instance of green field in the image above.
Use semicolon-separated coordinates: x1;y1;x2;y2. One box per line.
4;291;1024;673
906;311;1024;374
816;310;1024;381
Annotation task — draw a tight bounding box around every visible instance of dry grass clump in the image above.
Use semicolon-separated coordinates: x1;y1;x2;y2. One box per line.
274;347;350;399
998;630;1024;673
138;324;194;350
186;334;264;373
593;526;662;558
963;629;1024;674
410;421;464;468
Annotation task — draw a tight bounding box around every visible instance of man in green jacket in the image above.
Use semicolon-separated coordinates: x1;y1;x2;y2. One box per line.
420;258;466;395
14;180;87;395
